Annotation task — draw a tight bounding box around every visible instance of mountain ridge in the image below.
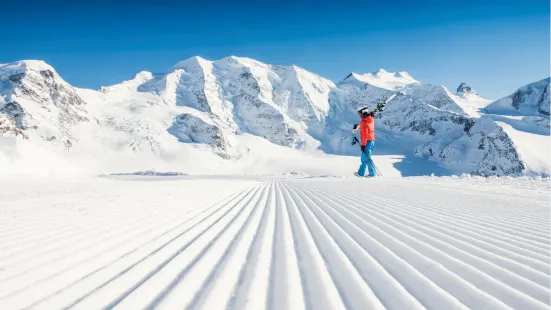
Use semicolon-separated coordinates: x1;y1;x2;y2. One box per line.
0;56;549;176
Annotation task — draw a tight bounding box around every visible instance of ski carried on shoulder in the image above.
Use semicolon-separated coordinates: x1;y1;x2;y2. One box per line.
372;91;400;114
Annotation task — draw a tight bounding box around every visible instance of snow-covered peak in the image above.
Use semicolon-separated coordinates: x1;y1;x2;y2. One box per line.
0;60;55;72
448;82;491;116
171;56;211;71
340;69;418;90
0;60;78;94
371;68;415;78
371;68;415;80
339;72;363;84
214;56;271;71
0;60;58;80
395;71;414;79
372;68;397;78
134;70;154;82
485;77;550;116
100;71;154;93
456;82;477;96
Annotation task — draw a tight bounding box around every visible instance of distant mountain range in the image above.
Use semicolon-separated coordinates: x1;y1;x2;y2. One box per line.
0;56;549;176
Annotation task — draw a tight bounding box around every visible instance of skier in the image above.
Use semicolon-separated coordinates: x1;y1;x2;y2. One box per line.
354;106;376;177
351;92;397;177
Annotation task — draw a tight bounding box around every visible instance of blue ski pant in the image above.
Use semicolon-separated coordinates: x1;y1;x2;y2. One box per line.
358;140;375;177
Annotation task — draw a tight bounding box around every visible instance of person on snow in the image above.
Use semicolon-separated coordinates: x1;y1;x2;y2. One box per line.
354;107;376;177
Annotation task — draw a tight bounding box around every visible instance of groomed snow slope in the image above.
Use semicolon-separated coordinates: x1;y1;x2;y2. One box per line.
0;176;549;310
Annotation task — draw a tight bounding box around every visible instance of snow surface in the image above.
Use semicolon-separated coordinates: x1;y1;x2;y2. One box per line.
0;131;410;178
450;91;492;117
0;176;549;309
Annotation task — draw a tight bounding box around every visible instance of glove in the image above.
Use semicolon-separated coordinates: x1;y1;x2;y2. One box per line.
361;145;366;153
352;124;358;133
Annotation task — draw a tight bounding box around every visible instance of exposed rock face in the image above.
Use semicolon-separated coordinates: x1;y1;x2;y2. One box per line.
456;82;477;96
168;113;228;150
0;113;26;138
537;83;550;116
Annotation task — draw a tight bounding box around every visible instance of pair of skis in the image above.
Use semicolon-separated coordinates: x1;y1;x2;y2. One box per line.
371;91;401;115
372;92;398;114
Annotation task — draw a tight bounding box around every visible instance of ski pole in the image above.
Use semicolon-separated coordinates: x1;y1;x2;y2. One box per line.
368;157;383;177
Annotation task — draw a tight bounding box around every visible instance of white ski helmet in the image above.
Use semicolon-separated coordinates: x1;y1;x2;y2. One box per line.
357;106;369;115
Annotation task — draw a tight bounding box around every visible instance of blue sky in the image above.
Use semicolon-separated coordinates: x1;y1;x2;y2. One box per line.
2;0;549;99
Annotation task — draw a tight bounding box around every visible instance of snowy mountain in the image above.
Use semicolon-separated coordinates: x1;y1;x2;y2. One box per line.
0;61;88;146
456;82;476;96
485;78;550;117
482;78;551;175
94;56;330;153
0;57;548;177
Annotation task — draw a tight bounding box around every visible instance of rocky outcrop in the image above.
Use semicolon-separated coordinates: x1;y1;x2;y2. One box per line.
0;113;27;138
456;82;477;96
168;113;228;150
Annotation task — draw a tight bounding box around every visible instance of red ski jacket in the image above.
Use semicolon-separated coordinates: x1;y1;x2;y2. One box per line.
359;115;375;146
